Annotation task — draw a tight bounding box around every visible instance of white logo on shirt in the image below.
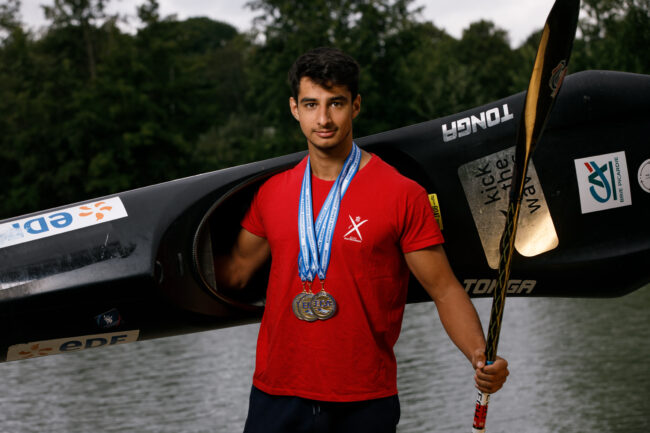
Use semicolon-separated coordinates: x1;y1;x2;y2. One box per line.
343;215;368;243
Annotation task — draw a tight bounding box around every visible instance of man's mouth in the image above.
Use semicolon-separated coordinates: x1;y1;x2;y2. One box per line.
315;130;336;138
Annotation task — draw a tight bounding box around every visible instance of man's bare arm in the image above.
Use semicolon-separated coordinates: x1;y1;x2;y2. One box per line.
404;244;508;394
405;245;485;360
214;228;271;290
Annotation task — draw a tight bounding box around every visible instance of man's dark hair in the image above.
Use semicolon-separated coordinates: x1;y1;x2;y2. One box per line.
288;47;360;101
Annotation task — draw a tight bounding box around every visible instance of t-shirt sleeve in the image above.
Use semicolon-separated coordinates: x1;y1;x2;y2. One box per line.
241;186;267;239
399;183;444;253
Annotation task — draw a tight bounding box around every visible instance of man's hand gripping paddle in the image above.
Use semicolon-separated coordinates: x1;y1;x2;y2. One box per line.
471;1;580;432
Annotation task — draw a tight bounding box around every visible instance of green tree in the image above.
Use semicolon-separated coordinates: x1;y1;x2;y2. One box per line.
135;16;248;174
0;2;249;219
401;22;477;120
455;20;520;106
0;0;21;37
243;0;423;158
136;0;160;26
42;0;112;80
573;0;650;73
2;0;647;220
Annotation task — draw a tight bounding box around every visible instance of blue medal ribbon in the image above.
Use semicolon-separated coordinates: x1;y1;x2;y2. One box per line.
298;143;361;283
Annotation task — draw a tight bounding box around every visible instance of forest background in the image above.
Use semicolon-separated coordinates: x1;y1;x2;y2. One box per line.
0;0;648;219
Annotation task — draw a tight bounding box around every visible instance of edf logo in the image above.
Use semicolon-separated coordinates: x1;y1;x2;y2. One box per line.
0;197;128;250
574;151;632;214
7;330;140;361
15;212;73;235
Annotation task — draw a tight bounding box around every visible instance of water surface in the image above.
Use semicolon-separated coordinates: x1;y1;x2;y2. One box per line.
1;286;648;432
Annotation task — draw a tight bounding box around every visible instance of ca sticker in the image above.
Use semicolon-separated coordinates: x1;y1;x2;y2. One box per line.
574;151;632;214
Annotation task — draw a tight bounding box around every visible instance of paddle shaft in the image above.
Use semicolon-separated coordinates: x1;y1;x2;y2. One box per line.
471;1;580;431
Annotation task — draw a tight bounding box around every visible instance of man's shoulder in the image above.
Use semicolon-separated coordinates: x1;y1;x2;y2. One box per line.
368;155;427;194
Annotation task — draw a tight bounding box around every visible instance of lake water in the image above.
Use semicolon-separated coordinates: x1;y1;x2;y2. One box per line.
1;285;648;433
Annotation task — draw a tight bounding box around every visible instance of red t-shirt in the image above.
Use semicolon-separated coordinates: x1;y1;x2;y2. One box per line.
241;154;444;402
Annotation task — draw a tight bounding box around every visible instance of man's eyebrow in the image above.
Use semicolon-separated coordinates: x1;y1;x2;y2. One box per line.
299;95;348;104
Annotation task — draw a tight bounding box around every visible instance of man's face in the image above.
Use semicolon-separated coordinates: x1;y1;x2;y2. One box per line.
289;77;361;152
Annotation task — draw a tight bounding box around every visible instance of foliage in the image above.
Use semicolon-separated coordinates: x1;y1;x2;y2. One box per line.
573;0;650;73
0;0;647;219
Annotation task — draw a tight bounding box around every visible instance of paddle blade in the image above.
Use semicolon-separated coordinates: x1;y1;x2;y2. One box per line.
512;0;581;189
474;1;581;432
487;0;581;365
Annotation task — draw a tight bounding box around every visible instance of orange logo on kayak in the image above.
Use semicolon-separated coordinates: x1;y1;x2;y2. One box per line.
17;343;54;359
79;201;113;221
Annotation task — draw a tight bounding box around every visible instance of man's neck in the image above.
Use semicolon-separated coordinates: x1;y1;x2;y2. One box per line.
308;143;350;181
308;141;371;181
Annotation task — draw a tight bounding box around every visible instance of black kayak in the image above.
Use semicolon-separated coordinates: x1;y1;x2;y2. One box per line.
1;70;648;362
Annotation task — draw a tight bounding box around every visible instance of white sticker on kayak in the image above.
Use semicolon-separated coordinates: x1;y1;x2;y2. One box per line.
574;151;632;214
0;197;128;250
6;330;140;361
458;146;558;269
638;159;650;194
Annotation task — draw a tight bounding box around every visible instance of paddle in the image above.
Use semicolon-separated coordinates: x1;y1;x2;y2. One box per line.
471;1;581;431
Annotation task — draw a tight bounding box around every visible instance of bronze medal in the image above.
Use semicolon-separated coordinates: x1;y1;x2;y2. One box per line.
293;283;317;322
311;283;337;320
297;293;317;322
292;292;307;320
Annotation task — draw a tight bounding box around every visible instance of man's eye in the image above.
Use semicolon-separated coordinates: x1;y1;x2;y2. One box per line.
305;103;316;108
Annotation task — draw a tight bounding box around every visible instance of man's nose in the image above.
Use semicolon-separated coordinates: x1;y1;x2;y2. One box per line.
317;105;331;125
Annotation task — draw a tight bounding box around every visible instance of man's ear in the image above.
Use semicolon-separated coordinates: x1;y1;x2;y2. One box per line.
352;94;361;120
289;97;300;121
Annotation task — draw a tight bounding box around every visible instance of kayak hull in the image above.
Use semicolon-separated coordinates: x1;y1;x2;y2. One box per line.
1;70;648;362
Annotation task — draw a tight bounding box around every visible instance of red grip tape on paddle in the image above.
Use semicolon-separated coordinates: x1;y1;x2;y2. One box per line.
472;391;490;432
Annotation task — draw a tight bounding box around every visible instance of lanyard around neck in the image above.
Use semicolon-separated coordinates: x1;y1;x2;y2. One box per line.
298;143;361;282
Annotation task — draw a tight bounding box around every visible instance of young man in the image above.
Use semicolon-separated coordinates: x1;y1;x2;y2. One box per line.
216;47;509;433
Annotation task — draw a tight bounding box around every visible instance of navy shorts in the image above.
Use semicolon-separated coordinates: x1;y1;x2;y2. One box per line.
242;386;401;433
